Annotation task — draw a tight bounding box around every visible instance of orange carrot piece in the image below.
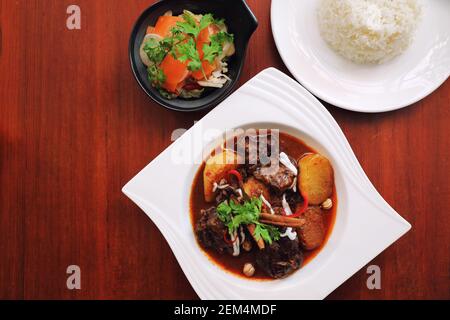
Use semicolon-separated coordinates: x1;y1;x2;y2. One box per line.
159;54;189;93
153;16;183;37
191;60;217;80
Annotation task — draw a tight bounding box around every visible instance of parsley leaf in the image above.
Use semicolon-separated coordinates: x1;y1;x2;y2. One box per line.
217;201;233;224
176;11;200;37
175;11;224;38
147;65;166;87
202;31;234;63
254;223;280;245
143;38;167;65
199;13;214;30
143;31;184;65
174;38;202;71
216;198;280;245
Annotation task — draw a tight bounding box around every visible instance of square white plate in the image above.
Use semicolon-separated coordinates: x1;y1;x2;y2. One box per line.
122;68;411;300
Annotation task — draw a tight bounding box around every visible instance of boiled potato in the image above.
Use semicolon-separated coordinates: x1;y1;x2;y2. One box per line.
243;177;270;200
298;154;334;205
203;150;240;202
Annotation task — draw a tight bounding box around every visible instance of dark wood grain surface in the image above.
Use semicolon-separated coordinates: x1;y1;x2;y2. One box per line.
0;0;448;300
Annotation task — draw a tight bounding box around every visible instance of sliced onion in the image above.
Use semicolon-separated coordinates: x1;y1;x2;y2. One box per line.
290;177;297;192
282;194;293;216
240;226;246;243
281;194;298;240
280;228;297;240
279;152;298;176
232;230;240;256
260;194;275;215
139;33;163;67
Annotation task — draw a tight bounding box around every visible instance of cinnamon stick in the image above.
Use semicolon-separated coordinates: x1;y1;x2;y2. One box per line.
259;213;306;228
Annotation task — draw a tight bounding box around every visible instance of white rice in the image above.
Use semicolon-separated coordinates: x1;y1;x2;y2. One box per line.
318;0;421;64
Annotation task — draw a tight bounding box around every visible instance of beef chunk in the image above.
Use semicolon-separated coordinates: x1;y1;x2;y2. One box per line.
253;160;296;193
270;189;303;209
195;207;233;255
237;134;280;173
271;206;286;216
256;237;303;279
298;207;325;250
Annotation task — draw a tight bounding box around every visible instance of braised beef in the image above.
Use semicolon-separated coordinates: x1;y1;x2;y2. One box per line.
270;190;303;209
256;237;303;279
237;134;280;173
192;131;336;280
195;207;233;255
253;160;296;193
298;207;325;250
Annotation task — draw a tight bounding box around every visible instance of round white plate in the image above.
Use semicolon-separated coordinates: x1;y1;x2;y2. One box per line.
271;0;450;112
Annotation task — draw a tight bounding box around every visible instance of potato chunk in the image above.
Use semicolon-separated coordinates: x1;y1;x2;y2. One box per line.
243;177;270;200
298;154;334;205
203;150;240;202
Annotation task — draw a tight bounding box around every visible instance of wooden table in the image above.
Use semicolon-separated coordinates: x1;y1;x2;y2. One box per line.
0;0;448;300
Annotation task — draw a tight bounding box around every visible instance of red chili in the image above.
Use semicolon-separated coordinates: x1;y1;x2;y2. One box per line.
288;191;309;218
223;231;238;245
227;169;243;185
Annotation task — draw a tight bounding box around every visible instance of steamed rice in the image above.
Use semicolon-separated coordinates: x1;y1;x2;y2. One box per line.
318;0;421;64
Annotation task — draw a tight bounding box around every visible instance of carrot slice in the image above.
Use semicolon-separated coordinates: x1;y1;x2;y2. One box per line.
196;25;220;59
153;16;183;37
192;60;217;80
193;25;220;80
196;27;210;59
159;54;189;93
146;26;155;34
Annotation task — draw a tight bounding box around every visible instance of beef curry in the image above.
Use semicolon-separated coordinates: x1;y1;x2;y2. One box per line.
190;131;337;280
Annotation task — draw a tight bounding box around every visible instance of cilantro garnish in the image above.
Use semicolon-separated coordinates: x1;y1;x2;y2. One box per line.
202;31;234;63
143;38;167;65
147;64;166;87
199;14;215;30
174;38;202;71
217;198;281;245
174;11;218;38
143;32;183;65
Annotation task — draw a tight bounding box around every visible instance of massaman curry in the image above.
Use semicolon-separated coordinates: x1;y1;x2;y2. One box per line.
190;131;337;279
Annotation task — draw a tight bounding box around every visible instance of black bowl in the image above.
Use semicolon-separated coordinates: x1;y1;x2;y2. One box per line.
129;0;258;112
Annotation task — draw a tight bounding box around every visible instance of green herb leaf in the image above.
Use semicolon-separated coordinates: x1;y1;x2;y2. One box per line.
216;197;280;245
199;13;214;30
254;223;280;245
176;11;200;37
217;201;232;224
143;38;167;64
147;65;166;88
202;31;234;63
174;38;202;71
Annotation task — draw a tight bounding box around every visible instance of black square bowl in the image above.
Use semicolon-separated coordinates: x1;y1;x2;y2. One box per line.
129;0;258;112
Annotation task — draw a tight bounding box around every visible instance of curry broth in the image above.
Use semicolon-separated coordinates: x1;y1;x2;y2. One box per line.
189;132;337;280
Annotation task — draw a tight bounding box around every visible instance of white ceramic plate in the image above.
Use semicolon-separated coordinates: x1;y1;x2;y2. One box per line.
271;0;450;112
122;68;411;299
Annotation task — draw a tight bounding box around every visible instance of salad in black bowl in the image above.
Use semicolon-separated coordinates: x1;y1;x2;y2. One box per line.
129;0;258;112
